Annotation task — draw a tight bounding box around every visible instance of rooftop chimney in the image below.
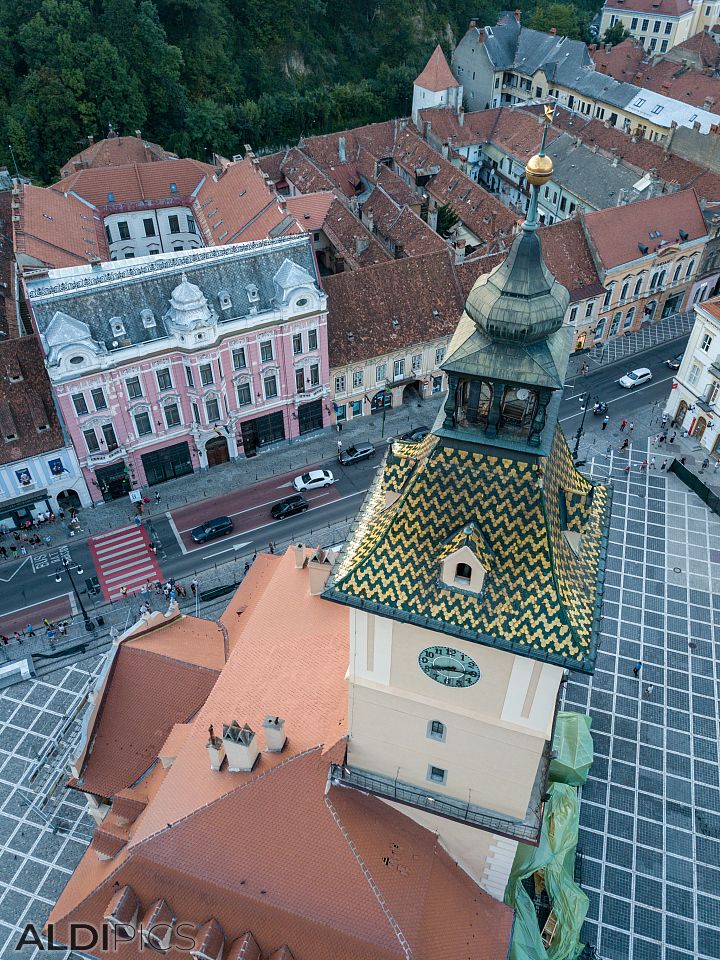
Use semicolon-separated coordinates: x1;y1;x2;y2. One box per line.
87;134;94;146
478;27;485;43
515;8;521;21
294;543;306;569
704;96;715;111
338;136;347;163
134;129;142;139
365;208;375;233
458;106;465;126
469;18;477;28
455;237;466;264
262;716;287;753
550;26;557;35
207;724;225;771
423;119;432;139
222;721;259;772
308;547;336;596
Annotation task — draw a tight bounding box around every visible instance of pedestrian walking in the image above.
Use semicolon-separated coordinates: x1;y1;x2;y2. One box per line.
714;460;720;473
661;459;668;470
642;685;654;698
26;624;34;637
134;516;142;527
191;577;198;596
640;459;648;470
669;432;676;444
650;456;656;469
680;456;687;465
268;541;275;554
628;421;634;432
58;622;67;637
620;438;630;451
244;561;250;575
658;433;666;444
619;419;628;432
154;491;161;504
337;440;343;455
662;412;669;427
602;415;609;430
580;363;589;376
701;457;710;473
632;662;642;678
120;586;128;599
177;583;186;598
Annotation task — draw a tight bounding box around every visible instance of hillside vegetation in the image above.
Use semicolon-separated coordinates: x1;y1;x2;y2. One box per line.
0;0;601;183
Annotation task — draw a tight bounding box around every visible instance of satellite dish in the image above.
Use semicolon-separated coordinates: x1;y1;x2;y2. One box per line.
516;388;529;400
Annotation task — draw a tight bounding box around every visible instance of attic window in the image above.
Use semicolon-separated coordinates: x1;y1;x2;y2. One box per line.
296;297;308;308
454;563;472;585
245;283;259;303
170;182;178;193
107;192;115;202
141;309;156;328
111;319;126;337
218;290;232;311
651;106;663;115
4;432;17;442
391;318;400;329
69;355;85;365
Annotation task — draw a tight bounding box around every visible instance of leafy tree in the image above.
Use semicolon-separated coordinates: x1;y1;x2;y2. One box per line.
602;21;630;46
436;203;460;237
527;3;582;40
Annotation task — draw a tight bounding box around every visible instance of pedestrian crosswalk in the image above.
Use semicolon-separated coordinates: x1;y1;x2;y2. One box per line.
88;525;163;601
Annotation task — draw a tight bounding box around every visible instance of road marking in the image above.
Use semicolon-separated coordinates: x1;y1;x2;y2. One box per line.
203;541;253;560
559;374;674;423
175;487;337;533
228;489;369;540
30;546;71;573
0;557;29;582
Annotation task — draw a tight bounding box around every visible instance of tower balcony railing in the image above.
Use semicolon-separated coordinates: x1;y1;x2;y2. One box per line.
329;745;551;845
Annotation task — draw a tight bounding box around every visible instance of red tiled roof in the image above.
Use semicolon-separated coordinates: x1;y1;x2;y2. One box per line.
538;219;604;301
414;45;460;92
60;134;176;180
70;645;220;800
417;107;483;148
0;192;17;338
281;148;337;195
326;250;465;366
362;187;446;258
0;337;65;465
286;192;335;231
674;30;720;68
257;150;288;187
583;187;707;269
700;295;720;321
53;158;215;208
192;159;300;245
14;184;108;269
604;0;691;13
322;198;391;268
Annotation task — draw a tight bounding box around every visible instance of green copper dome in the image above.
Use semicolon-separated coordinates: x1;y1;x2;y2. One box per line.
465;227;569;344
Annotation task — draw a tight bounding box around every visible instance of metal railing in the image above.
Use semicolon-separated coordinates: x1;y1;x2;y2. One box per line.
329;764;544;843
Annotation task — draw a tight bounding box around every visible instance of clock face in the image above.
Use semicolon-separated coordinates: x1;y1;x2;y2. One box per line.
418;645;481;688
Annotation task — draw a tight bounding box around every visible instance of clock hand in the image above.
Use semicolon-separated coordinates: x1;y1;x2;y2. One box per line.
433;665;465;674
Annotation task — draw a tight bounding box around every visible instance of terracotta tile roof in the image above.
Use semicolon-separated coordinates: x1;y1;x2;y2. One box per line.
326;250;465;366
91;826;127;860
417;107;483;148
701;295;720;321
110;793;147;825
70;644;220;800
60;134;177;180
257;150;288;187
14;183;109;269
285;191;335;231
392;127;518;248
226;932;260;960
414;45;459;92
675;30;720;68
220;553;278;650
281;147;337;194
126;615;227;671
592;39;720;109
192;159;299;245
363;187;446;258
53;745;511;959
583;187;707;269
0;191;16;338
0;337;65;464
374;164;419;207
604;0;691;11
158;723;192;764
537;219;604;301
53;158;215;208
301;121;400;172
322;197;391;268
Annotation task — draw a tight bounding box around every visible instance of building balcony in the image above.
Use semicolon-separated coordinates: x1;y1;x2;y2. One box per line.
710;360;720;378
85;447;127;466
329;744;551;845
696;398;716;414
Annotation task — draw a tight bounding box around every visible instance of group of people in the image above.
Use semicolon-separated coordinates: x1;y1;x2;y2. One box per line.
1;617;69;646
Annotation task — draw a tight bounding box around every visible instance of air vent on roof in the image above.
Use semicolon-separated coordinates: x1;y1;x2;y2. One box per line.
391;318;400;329
245;283;259;303
110;318;126;337
638;243;649;255
679;229;688;241
141;309;156;329
218;290;232;311
107;192;115;202
170;183;178;193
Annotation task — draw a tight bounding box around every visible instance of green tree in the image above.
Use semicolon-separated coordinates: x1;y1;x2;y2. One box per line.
436;203;460;238
527;3;582;40
602;21;630;46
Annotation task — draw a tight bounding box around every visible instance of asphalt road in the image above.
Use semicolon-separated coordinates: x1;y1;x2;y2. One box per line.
0;333;688;631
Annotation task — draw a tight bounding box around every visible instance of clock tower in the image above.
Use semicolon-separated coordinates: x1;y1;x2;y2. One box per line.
323;108;610;898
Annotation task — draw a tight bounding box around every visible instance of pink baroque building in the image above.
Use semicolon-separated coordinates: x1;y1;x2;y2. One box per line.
24;237;329;502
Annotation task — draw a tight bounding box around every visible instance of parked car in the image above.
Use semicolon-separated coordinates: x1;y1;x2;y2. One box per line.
619;367;653;389
339;443;376;465
191;516;234;543
666;353;684;371
292;469;335;492
398;426;430;442
271;494;309;519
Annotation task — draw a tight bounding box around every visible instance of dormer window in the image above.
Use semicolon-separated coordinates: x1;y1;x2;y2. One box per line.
454;562;472;585
69;355;85;366
141;309;156;329
218;290;232;311
246;283;259;303
111;319;126;337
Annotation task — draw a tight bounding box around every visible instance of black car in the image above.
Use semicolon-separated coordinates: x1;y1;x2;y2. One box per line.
666;353;684;370
339;443;376;465
191;516;234;543
271;494;309;519
399;426;430;442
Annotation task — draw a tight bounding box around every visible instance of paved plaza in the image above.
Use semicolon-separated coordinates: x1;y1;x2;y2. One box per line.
566;456;720;959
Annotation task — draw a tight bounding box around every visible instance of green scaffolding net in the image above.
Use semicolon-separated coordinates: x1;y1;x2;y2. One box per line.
504;712;594;960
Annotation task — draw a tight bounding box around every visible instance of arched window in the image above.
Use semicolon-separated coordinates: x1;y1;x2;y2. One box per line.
624;307;635;328
672;261;683;284
620;281;629;302
634;274;644;297
602;284;615;309
455;563;472;585
428;719;446;741
685;259;696;279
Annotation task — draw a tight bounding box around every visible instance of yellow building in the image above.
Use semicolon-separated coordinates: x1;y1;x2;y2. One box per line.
600;0;720;54
323;129;611;894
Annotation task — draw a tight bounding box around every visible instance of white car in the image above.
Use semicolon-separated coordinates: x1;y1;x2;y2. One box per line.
619;367;653;389
292;469;335;492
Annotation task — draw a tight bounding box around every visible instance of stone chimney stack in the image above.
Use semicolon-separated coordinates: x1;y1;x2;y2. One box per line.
294;543;306;569
550;26;557;35
223;721;259;772
455;238;466;264
308;548;336;596
338;136;347;163
469;18;477;28
458;107;465;127
423;119;432;139
515;8;521;21
365;208;375;233
135;129;142;139
262;716;287;753
88;134;94;146
207;724;225;771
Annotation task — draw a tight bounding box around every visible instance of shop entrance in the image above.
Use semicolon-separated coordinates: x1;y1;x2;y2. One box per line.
206;436;230;468
96;463;131;501
298;399;323;435
141;442;193;486
240;412;286;456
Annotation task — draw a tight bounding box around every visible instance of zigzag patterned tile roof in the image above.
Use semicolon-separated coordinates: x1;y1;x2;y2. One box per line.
325;427;610;672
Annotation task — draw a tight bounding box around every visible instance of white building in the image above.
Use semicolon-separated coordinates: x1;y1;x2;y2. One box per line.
667;296;720;455
103;206;202;260
412;46;463;126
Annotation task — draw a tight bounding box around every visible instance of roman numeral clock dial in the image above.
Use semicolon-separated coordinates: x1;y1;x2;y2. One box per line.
418;645;481;688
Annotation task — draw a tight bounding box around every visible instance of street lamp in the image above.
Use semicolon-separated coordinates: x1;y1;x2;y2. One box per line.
55;557;95;632
572;392;591;461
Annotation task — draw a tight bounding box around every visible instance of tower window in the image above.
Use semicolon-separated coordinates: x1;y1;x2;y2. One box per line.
428;765;447;785
428;720;446;742
455;562;472;585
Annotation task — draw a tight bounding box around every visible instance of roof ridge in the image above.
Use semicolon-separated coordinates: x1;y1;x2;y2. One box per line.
124;643;222;675
323;794;413;960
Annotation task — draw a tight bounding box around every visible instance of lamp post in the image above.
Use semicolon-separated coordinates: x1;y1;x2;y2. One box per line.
572;392;591;461
55;558;95;632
